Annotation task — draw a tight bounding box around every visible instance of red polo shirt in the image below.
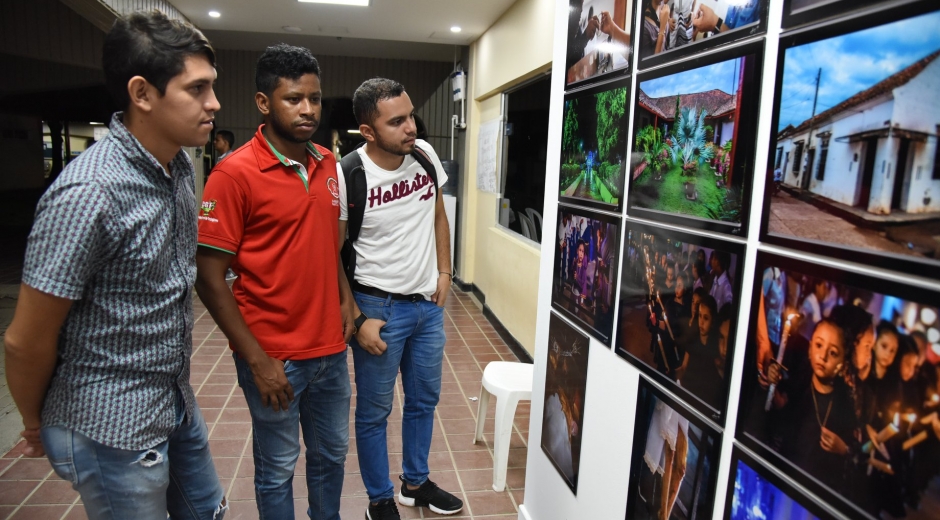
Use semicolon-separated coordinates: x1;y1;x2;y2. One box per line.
198;125;345;360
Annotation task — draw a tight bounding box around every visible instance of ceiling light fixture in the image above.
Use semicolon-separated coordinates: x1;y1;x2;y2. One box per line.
347;129;361;134
450;26;462;33
208;10;221;18
298;0;370;6
283;26;303;32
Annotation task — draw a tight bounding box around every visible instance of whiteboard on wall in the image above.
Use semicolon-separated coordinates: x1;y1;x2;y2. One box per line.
476;118;501;194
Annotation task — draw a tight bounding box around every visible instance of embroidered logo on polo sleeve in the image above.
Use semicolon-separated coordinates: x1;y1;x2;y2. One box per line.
198;199;220;222
200;199;217;217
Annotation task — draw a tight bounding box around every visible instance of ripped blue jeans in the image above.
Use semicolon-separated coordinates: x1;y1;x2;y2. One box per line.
41;402;226;520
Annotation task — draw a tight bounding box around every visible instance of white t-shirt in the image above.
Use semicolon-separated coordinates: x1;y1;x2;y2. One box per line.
338;140;448;298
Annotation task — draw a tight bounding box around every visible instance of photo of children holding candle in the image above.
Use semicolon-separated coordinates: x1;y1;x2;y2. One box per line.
738;252;940;520
615;222;744;421
553;206;621;345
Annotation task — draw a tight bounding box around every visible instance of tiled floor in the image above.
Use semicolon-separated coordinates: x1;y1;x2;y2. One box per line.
0;289;530;519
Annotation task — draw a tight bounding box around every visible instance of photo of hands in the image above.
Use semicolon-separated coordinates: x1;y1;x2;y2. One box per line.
566;0;636;86
638;0;766;68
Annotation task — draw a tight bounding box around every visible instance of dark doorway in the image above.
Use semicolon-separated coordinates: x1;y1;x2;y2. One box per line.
891;138;911;211
857;138;879;209
801;148;815;190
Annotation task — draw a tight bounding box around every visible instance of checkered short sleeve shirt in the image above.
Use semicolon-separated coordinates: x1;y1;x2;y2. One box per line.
22;112;198;450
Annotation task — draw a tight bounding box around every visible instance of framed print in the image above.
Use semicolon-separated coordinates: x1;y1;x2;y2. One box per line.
615;221;744;423
541;312;591;493
565;0;637;89
628;40;764;237
637;0;769;70
725;446;838;520
560;76;631;212
625;378;722;520
737;251;940;520
552;205;621;345
782;0;904;29
761;1;940;280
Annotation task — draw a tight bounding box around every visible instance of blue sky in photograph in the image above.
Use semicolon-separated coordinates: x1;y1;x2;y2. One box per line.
778;10;940;131
640;57;744;99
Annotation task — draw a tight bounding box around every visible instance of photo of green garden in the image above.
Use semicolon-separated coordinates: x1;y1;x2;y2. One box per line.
560;85;629;210
629;54;757;225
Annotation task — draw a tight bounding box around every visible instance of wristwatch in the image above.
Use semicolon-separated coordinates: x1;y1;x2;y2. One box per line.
353;312;368;334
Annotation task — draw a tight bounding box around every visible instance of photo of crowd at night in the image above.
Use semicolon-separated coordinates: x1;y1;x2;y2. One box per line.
553;206;620;344
616;223;743;418
738;253;940;520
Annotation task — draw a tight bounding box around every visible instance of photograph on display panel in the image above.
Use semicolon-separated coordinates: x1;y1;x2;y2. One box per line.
615;222;744;422
625;378;721;520
782;0;900;29
762;2;940;279
637;0;767;69
566;0;636;88
737;252;940;520
725;447;838;520
541;312;591;493
552;205;620;345
628;40;763;236
560;77;631;211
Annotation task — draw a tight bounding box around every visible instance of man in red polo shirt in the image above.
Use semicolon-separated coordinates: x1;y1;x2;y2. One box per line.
194;44;352;520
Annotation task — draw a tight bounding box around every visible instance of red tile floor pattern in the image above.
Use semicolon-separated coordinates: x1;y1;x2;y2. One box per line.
0;290;530;519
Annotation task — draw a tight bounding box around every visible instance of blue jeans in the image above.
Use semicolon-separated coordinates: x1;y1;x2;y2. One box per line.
350;292;446;501
235;350;350;520
41;401;226;520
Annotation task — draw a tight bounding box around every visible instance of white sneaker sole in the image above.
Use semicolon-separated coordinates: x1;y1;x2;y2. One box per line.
397;492;462;515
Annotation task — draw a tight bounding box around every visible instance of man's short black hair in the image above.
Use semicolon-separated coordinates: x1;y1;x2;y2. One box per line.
255;44;321;96
713;250;731;272
103;10;216;111
353;78;406;126
216;130;235;148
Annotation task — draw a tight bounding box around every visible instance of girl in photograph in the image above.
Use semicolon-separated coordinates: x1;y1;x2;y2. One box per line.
678;293;723;408
778;318;858;496
639;0;675;58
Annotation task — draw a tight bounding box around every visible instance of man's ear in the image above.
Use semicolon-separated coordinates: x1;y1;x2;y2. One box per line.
359;124;375;143
255;92;270;116
127;76;154;113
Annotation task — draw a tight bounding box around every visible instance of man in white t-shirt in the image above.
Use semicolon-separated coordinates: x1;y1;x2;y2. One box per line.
338;78;461;520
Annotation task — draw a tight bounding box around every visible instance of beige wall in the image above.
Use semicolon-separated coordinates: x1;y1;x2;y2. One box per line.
459;0;554;355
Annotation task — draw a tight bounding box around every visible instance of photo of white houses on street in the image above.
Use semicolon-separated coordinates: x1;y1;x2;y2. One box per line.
768;9;940;263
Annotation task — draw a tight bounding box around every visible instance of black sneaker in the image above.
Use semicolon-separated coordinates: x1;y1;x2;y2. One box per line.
397;474;463;515
365;498;401;520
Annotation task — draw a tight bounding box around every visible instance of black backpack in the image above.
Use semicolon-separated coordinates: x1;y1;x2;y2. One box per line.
339;143;438;284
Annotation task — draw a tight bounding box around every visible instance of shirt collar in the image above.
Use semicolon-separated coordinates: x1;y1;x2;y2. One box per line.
254;124;322;172
108;112;190;181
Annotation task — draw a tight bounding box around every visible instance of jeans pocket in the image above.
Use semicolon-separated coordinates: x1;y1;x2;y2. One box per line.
40;426;77;485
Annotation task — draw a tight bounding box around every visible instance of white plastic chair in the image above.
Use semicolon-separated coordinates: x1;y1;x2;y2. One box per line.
517;213;533;240
473;361;534;491
525;208;542;240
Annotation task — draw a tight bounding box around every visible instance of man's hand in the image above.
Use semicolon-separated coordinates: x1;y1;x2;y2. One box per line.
356;318;388;356
249;356;294;411
693;3;720;32
340;298;356;343
432;273;451;307
21;428;44;457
